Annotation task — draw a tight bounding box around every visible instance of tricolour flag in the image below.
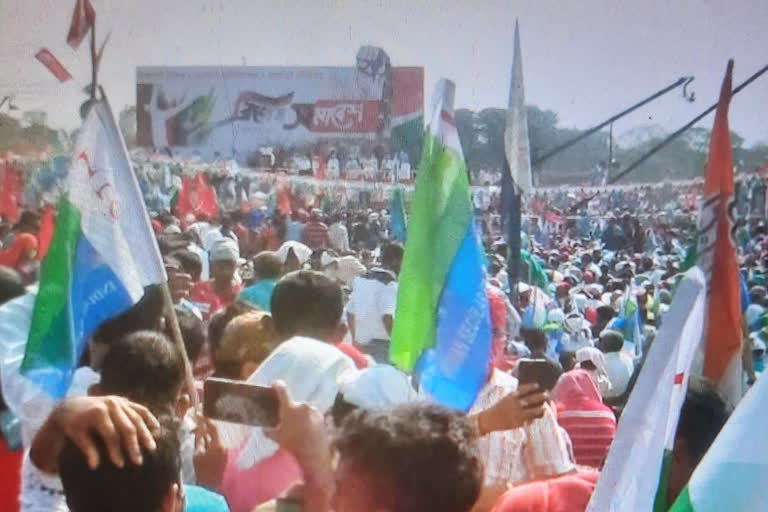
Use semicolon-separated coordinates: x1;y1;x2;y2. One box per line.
688;60;743;407
390;79;492;411
66;0;95;50
669;356;768;511
21;100;166;398
586;267;707;512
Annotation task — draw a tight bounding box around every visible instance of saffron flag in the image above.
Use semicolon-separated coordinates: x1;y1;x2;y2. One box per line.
34;48;72;83
669;357;768;512
390;79;492;411
586;268;707;512
66;0;95;50
21;100;166;398
691;60;743;407
175;173;219;220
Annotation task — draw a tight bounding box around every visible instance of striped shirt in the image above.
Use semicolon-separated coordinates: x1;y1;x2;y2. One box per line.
557;407;616;468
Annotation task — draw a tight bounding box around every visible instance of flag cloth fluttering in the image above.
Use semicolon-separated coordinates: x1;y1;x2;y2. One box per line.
586;268;707;512
669;354;768;511
689;60;743;408
66;0;95;50
174;173;219;220
35;49;72;83
504;19;533;193
21;100;166;398
390;79;492;411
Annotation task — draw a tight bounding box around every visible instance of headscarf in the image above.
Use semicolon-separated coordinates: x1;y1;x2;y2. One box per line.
234;337;357;469
490;471;599;512
575;347;612;397
337;366;419;410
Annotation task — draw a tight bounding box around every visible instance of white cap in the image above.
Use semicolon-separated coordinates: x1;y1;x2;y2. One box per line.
209;238;240;263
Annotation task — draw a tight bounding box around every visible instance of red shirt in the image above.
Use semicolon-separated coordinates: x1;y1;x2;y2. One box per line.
189;280;243;319
302;221;330;250
491;471;599;512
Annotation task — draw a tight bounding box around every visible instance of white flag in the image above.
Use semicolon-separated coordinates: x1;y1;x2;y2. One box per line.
504;19;533;193
586;267;706;512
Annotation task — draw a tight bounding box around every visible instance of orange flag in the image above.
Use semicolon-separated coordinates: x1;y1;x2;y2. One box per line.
698;60;742;406
66;0;95;50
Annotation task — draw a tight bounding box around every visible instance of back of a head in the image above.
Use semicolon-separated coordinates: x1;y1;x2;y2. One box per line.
381;243;404;271
0;266;25;305
170;249;203;281
92;285;165;346
60;419;180;512
252;251;282;280
271;270;343;341
334;403;483;512
214;310;277;379
599;329;624;353
100;331;184;414
522;328;548;355
208;302;255;354
173;307;205;364
676;384;729;466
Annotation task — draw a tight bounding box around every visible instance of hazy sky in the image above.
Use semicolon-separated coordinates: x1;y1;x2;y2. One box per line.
2;0;767;145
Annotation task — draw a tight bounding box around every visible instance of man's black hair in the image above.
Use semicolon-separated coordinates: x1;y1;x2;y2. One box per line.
59;418;181;512
91;285;165;345
599;330;624;353
521;327;548;355
381;243;404;268
676;386;729;466
100;331;184;415
0;265;25;305
170;250;203;282
270;270;343;340
173;307;205;364
334;403;483;512
252;251;282;280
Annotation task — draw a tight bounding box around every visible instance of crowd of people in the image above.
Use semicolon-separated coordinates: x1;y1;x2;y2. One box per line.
1;170;767;512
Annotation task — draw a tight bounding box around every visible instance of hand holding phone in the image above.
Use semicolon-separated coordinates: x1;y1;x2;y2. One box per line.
203;378;279;427
517;358;561;392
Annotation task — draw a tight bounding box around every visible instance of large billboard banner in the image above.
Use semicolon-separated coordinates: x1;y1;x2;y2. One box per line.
136;63;423;162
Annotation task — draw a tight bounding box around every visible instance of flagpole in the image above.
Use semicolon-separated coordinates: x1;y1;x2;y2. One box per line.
99;85;196;402
90;15;97;100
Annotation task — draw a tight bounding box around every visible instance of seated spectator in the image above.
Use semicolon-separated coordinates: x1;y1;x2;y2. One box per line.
598;330;634;401
553;369;617;468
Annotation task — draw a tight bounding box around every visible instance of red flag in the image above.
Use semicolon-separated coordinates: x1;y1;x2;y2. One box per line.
0;162;22;224
174;175;195;218
66;0;95;50
38;205;55;260
94;31;111;74
195;173;219;219
35;49;72;82
699;60;742;404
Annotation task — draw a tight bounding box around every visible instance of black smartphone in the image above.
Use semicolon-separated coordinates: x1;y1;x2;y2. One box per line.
203;377;279;427
517;358;559;391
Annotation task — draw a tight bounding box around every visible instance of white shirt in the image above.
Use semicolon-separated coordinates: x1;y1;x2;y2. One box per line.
603;351;634;398
329;222;350;252
346;268;398;345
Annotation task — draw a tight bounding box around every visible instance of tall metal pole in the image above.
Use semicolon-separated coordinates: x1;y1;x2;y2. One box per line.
533;76;692;167
90;17;97;100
